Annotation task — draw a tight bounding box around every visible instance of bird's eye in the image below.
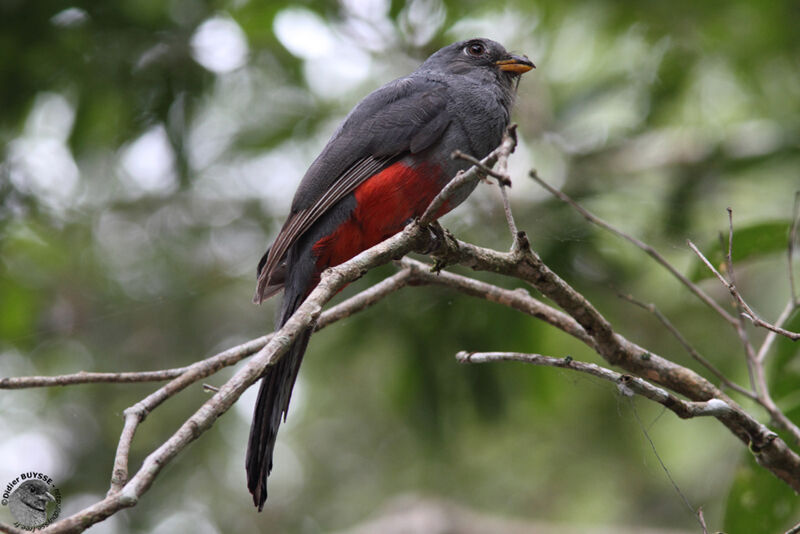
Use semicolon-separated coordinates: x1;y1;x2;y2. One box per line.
464;42;486;57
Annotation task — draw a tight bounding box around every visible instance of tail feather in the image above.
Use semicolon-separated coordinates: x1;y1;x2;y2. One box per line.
245;292;311;511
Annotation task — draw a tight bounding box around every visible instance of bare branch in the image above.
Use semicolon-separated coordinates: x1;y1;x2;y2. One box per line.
789;191;800;306
740;309;800;340
618;292;756;400
7;134;797;532
419;229;800;491
450;150;509;183
452;126;519;246
494;126;521;248
0;367;194;389
12;133;524;533
0;523;26;534
690;238;800;445
526;171;800;457
43;219;437;533
697;507;709;534
421;132;513;226
318;267;413;326
689;239;800;341
399;258;595;348
723;210;759;393
1;270;414;391
530;170;738;325
106;267;414;493
757;299;798;363
457;351;734;420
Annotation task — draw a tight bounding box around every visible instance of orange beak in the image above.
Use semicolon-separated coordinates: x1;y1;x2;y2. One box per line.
495;55;535;74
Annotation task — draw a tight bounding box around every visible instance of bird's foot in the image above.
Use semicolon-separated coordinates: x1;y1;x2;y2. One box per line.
420;220;446;255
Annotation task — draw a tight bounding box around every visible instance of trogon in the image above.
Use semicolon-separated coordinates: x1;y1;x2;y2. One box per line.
247;37;533;510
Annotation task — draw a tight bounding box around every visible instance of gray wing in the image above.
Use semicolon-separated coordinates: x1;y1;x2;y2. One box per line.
255;76;452;302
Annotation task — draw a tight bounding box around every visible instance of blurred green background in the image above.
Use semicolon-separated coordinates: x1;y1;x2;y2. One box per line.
1;0;799;532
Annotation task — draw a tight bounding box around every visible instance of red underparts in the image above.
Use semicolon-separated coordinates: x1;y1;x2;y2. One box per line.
312;161;448;275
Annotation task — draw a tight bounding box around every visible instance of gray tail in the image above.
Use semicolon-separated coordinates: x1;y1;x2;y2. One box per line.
245;290;312;510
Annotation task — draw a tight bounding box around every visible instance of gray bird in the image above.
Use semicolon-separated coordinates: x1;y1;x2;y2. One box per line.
8;479;55;528
248;37;534;510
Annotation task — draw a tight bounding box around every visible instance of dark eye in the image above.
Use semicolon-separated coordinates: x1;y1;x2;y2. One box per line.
464;42;486;57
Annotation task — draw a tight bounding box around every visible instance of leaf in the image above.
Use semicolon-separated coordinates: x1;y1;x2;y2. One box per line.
723;452;800;534
689;221;792;282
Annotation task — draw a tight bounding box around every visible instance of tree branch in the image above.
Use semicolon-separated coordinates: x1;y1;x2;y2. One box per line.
688;238;800;341
30;136;522;533
3;133;798;532
1;270;414;391
617;292;756;400
418;225;800;491
457;351;735;420
399;257;595;348
789;191;800;306
420;130;516;226
452;126;520;247
689;238;800;445
530;170;738;325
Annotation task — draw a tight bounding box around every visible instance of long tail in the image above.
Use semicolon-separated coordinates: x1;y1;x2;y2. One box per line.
245;289;311;510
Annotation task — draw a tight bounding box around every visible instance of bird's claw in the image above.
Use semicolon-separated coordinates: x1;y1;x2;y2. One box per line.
421;221;446;255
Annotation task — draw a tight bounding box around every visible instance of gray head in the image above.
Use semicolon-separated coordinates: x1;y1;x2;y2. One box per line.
418;38;534;86
8;479;55;528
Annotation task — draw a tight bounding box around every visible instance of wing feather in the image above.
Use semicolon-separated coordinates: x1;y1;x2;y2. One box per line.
255;77;451;302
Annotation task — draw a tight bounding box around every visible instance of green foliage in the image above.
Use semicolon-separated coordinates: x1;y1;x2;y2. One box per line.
724;453;800;534
689;221;793;281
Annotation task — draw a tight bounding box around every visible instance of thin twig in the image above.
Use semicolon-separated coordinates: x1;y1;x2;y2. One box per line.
739;308;800;340
690;239;800;444
756;299;797;363
105;268;413;493
497;186;518;240
697;507;709;534
530;170;738;325
494;126;520;246
399;257;595;347
421;132;515;225
688;239;800;341
0;367;194;389
457;351;734;419
454;138;521;245
726;208;736;286
459;348;796;508
789;191;800;306
41;132;522;531
629;399;707;533
10;134;800;532
724;209;759;393
44;217;436;533
687;240;728;288
425;229;800;488
451;150;510;183
618;292;756;400
2;270;414;391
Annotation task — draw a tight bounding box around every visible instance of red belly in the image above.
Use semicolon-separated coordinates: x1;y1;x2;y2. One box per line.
312;161;447;271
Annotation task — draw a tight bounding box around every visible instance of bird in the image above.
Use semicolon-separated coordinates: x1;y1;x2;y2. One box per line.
246;37;533;510
7;479;55;528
